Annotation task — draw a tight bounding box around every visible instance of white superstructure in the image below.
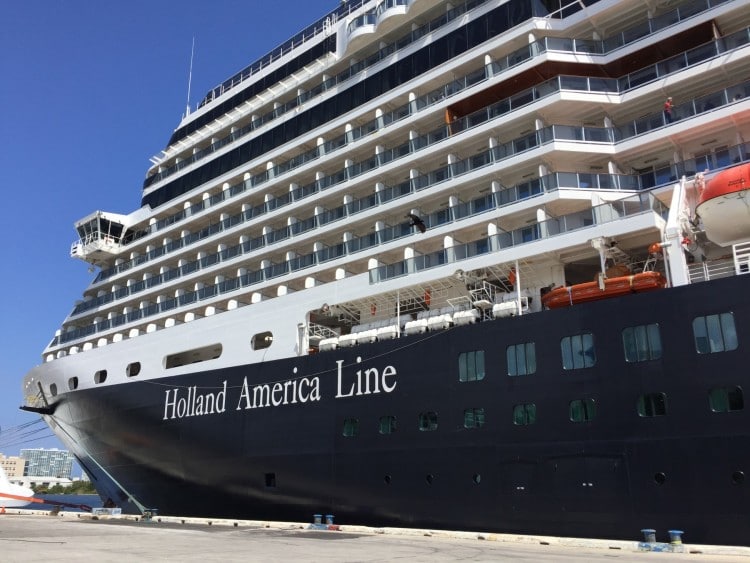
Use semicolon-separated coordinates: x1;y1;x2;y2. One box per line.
24;0;750;406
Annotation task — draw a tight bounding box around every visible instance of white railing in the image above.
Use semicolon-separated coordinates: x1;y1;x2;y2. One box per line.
734;241;750;275
686;241;750;282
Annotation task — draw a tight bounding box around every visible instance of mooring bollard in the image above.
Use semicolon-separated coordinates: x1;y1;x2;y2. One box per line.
640;528;656;543
668;530;684;544
313;514;322;525
325;514;335;525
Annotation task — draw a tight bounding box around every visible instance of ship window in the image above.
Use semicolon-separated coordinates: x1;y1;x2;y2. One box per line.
165;344;222;369
379;415;397;435
68;377;78;391
709;386;744;413
458;350;485;381
49;383;58;397
251;331;274;350
569;398;596;422
464;407;485;429
342;418;359;437
637;392;667;417
418;411;438;431
94;370;107;384
264;473;276;488
693;313;738;354
507;342;536;375
513;403;537;425
561;333;596;369
126;362;141;377
622;324;662;362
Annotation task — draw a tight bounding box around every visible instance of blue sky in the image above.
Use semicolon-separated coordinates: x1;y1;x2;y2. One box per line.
0;0;334;457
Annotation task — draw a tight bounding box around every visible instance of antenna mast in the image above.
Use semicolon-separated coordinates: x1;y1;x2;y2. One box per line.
185;36;195;117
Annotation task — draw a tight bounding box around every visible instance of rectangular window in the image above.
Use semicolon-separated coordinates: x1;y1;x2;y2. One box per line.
419;411;438;431
379;415;397;434
637;392;668;417
622;324;662;362
709;387;744;412
342;418;359;437
507;342;536;376
513;403;536;425
464;407;485;428
458;350;485;382
569;398;596;422
561;333;596;369
264;472;276;488
693;313;738;353
165;343;223;368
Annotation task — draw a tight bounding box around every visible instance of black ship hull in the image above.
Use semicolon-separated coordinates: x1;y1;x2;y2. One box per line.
49;274;750;545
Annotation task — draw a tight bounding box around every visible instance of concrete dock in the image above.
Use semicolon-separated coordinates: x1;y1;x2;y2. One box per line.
1;509;749;562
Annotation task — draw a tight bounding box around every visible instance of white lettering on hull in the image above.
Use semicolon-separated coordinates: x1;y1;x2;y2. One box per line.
335;356;397;398
161;358;398;420
236;375;321;410
163;381;227;420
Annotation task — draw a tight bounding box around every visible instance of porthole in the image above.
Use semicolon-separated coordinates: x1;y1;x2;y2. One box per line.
732;471;745;485
473;474;482;485
654;472;666;485
49;383;58;397
426;474;434;485
68;376;78;391
384;475;392;485
126;362;141;377
94;370;107;384
251;331;273;350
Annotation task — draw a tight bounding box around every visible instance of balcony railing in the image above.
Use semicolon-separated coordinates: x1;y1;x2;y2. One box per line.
154;0;724;186
68;132;750;321
197;0;368;108
369;192;668;283
91;67;750;289
56;188;668;346
137;22;750;264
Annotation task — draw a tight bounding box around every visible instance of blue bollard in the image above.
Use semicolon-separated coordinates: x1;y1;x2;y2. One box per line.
313;514;322;525
325;514;335;525
668;530;684;544
640;529;656;543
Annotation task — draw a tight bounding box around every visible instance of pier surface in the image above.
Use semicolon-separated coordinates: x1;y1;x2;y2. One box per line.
1;510;749;562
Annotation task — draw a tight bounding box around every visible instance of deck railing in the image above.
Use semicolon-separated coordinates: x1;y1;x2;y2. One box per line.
369;193;667;283
152;0;731;186
142;21;750;231
687;242;750;282
58;192;666;345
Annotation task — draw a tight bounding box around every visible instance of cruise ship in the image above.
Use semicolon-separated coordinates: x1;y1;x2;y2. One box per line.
21;0;750;545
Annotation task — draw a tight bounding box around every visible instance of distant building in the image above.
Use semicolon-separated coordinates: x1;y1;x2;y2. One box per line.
20;448;74;478
0;454;27;479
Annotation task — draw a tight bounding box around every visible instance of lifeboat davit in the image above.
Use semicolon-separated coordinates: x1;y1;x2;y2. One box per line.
696;163;750;246
542;271;667;309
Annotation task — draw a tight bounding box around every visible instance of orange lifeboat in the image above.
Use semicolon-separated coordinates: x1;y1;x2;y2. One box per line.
696;163;750;246
542;271;667;309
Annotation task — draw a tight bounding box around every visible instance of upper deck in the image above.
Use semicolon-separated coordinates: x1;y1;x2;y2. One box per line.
52;0;750;359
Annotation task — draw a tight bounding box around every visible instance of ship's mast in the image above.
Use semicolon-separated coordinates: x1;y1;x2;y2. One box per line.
184;36;195;118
